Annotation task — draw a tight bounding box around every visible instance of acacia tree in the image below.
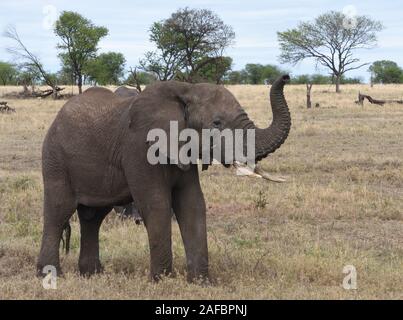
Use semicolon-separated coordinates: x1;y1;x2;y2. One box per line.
54;11;108;93
278;11;383;92
140;7;235;82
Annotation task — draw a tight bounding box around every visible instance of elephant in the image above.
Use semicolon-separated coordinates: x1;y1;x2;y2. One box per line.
114;86;140;98
37;75;291;282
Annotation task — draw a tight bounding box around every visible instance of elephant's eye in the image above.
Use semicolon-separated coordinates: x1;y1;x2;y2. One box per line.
212;119;222;129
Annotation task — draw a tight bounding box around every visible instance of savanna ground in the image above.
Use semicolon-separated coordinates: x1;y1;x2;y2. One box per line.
0;83;402;299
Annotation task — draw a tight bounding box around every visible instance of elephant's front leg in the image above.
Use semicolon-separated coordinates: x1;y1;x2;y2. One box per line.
141;201;173;281
124;155;173;281
172;167;209;282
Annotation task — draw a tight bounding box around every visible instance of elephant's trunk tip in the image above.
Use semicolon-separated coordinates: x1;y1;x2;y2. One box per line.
281;74;290;82
270;74;290;92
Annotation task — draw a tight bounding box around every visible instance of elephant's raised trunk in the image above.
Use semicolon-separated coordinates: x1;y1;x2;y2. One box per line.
253;75;291;162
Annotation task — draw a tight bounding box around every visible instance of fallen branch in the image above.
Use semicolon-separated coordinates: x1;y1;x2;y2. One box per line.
355;92;403;106
32;87;64;99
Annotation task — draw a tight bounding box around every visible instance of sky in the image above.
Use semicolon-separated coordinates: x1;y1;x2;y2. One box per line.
0;0;402;82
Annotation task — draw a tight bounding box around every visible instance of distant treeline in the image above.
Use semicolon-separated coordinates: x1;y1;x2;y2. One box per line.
0;60;363;86
3;59;402;87
223;64;363;85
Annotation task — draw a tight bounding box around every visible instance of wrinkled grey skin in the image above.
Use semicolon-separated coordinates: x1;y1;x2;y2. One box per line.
60;85;141;250
114;86;139;98
37;76;291;282
113;86;143;223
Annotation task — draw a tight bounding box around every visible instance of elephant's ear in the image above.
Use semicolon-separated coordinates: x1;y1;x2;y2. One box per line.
128;85;191;171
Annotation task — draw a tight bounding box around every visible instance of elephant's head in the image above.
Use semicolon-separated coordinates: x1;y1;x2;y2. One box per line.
130;75;291;169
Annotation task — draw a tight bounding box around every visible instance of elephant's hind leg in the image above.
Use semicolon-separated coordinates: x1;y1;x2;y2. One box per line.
37;178;77;277
77;205;111;276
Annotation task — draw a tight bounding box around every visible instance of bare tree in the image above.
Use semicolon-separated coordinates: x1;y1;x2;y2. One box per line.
4;25;62;98
278;11;383;92
139;51;182;81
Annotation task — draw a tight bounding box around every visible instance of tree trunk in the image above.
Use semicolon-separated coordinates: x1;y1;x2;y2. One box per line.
52;86;58;100
78;74;83;94
22;84;29;95
306;83;313;109
335;75;341;93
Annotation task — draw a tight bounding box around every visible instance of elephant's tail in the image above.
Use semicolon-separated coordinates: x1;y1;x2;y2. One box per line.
61;221;71;255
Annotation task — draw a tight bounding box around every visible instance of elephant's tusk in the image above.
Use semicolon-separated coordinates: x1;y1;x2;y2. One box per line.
233;162;262;178
233;161;286;183
254;166;286;183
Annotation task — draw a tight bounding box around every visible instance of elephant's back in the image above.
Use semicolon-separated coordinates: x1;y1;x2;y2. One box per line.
58;87;117;125
43;87;129;160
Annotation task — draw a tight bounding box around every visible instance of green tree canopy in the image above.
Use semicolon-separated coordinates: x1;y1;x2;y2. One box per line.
369;60;403;84
0;61;18;85
140;7;235;82
225;70;248;84
85;52;126;85
244;64;284;84
291;74;362;84
194;56;232;84
54;11;108;93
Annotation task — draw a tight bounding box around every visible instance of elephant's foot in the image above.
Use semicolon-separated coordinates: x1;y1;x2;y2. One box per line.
150;264;174;282
186;268;210;284
79;258;103;277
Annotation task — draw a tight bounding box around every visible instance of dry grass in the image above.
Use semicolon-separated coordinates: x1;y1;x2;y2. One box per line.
0;84;402;299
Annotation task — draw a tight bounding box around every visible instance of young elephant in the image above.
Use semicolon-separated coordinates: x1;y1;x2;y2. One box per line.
37;75;291;281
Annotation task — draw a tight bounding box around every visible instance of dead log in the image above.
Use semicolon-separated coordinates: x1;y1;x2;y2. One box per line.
356;92;403;106
33;87;64;99
0;101;16;113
